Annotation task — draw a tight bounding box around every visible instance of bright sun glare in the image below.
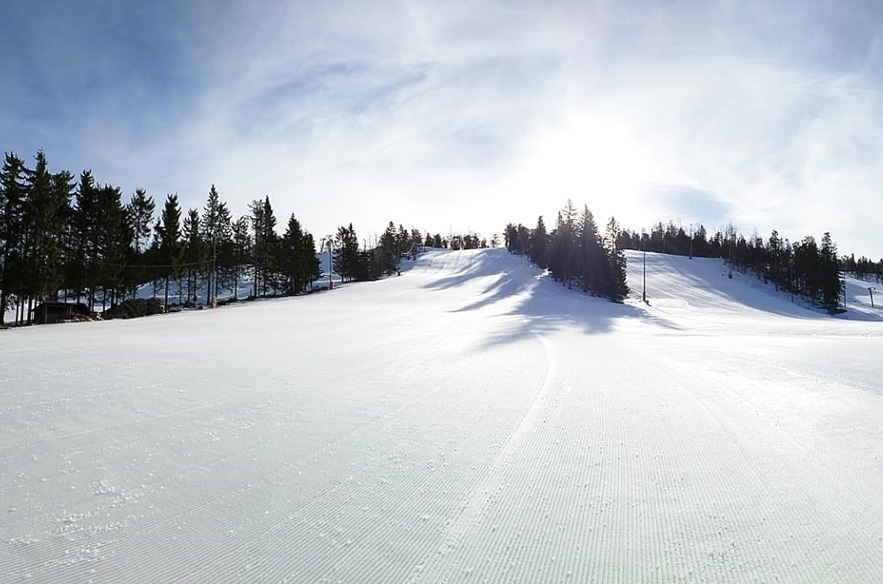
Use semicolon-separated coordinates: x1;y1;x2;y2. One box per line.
508;113;665;225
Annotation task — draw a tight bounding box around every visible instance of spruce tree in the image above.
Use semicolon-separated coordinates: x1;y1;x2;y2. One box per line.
333;223;359;282
51;169;75;300
549;201;577;285
529;216;549;268
129;188;155;255
248;199;265;298
182;209;205;305
302;232;321;288
249;196;278;297
201;185;231;303
0;153;27;324
231;216;250;301
379;221;398;274
577;205;606;295
95;184;130;308
605;217;629;302
156;194;183;307
280;213;306;294
25;152;71;308
504;223;517;252
71;171;102;308
127;188;155;298
819;232;842;311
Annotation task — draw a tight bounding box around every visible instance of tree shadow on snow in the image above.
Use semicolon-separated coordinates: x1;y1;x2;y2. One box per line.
626;251;883;322
421;249;534;293
448;264;681;348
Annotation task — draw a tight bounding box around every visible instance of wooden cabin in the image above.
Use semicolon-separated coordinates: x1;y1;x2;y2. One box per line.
31;302;92;324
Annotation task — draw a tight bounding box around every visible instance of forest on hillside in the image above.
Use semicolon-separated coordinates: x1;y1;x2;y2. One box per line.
3;149;880;326
505;200;879;312
0;151;491;326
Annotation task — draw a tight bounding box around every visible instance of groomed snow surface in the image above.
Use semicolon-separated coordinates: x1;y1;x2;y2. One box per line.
2;249;882;583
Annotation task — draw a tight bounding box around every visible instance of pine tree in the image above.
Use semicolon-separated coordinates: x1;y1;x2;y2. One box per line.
410;229;422;252
127;188;155;298
549;201;577;286
605;217;629;302
182;208;205;305
819;232;842;311
279;216;322;293
249;196;278;297
128;188;155;255
24;151;71;309
280;213;305;294
70;171;102;309
529;216;549;268
504;223;517;252
792;236;820;301
201;185;231;304
577;205;607;295
397;224;409;260
51;169;75;299
0;153;27;324
95;184;130;308
230;216;250;301
156;194;183;307
302;232;321;288
333;223;359;282
768;230;781;291
379;221;398;274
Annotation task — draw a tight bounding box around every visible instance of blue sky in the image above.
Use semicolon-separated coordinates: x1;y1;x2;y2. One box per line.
2;1;882;256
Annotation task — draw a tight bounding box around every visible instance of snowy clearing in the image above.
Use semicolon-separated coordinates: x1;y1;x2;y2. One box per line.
2;248;882;582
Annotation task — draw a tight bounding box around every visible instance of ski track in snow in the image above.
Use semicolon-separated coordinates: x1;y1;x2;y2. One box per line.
1;249;882;583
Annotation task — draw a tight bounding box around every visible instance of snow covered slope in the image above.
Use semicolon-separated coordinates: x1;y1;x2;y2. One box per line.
2;248;882;582
629;249;883;323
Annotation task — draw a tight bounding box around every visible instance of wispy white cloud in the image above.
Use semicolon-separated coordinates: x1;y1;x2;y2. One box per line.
2;0;882;255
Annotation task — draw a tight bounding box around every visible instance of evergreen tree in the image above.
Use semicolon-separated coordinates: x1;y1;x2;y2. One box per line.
396;224;410;259
182;208;205;305
95;184;131;308
303;232;321;287
71;170;102;309
51;169;75;298
504;223;517;252
768;230;781;291
819;232;842;311
333;223;359;282
379;221;398;274
529;216;549;268
129;188;154;255
211;205;233;301
410;229;422;252
230;216;251;301
24;152;72;309
577;205;607;295
201;185;231;303
156;194;183;307
280;213;307;294
549;201;577;285
126;188;155;298
0;153;27;324
249;196;278;297
605;217;629;302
